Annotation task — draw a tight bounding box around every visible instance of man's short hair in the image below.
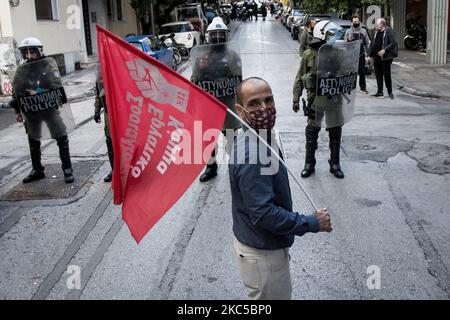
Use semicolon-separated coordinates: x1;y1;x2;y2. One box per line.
236;77;270;105
377;18;387;26
351;15;360;22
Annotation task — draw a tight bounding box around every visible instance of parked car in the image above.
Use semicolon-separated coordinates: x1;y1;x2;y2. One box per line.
286;9;304;31
288;10;306;39
175;3;208;39
332;19;374;75
125;35;176;70
159;21;201;49
281;7;291;26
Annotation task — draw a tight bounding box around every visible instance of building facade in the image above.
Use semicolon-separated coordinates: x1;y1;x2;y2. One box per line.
0;0;138;95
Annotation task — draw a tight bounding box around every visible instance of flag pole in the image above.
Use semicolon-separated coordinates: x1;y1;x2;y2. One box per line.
224;108;319;211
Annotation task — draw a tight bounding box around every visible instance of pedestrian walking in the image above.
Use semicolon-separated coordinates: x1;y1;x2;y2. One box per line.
141;11;151;35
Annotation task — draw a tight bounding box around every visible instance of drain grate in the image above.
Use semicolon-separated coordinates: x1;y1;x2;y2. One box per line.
1;161;103;201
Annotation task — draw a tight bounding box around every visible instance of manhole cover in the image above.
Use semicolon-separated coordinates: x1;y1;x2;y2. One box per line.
1;161;102;201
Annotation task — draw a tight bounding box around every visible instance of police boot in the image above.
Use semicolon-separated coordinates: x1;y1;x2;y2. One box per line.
328;126;344;179
56;135;74;183
104;136;114;183
301;126;320;178
23;138;45;183
199;162;218;182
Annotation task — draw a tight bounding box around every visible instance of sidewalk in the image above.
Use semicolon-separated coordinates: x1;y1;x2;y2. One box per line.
62;64;97;103
392;49;450;100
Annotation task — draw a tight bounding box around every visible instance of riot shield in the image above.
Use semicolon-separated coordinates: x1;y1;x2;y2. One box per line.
314;41;359;128
190;42;242;130
12;57;75;140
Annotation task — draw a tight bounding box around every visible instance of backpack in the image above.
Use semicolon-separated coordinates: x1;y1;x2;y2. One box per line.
392;38;398;58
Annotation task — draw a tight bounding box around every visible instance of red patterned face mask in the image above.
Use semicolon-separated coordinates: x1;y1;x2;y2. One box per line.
242;106;277;131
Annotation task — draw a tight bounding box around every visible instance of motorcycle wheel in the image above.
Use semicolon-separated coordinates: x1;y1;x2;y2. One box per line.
404;37;419;51
173;51;182;66
179;47;190;60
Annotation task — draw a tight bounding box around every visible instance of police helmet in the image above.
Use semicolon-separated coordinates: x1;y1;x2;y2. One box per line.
206;17;230;44
18;37;44;60
311;20;343;44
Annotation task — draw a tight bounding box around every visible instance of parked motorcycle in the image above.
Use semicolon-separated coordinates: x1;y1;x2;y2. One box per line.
161;33;190;62
404;19;427;51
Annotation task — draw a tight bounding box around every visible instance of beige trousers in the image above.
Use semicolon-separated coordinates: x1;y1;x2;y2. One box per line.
234;239;292;300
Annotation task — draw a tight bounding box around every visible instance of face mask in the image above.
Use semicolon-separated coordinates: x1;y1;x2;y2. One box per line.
353;23;360;28
242;106;276;131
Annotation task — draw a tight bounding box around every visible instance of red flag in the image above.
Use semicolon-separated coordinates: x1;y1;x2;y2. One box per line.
97;26;226;243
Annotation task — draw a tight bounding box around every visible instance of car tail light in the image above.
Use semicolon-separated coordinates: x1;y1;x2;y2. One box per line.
188;33;192;40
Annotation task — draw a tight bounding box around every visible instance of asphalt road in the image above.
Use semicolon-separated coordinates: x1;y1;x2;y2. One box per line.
0;17;449;300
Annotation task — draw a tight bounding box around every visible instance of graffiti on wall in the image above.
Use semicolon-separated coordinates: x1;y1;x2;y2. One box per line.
0;37;21;96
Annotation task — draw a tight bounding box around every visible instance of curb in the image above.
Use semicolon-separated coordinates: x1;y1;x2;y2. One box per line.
68;90;96;103
395;84;450;101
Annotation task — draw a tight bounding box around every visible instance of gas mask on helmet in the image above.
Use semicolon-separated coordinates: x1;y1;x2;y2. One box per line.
208;30;228;44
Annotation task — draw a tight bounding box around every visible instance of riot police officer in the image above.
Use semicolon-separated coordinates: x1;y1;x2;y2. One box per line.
94;64;114;182
293;21;358;179
10;37;75;183
191;17;242;182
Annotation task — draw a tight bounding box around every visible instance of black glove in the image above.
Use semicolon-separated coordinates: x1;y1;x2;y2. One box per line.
293;102;300;113
94;112;101;123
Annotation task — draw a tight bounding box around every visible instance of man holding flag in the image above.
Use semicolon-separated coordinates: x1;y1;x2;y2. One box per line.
230;77;332;300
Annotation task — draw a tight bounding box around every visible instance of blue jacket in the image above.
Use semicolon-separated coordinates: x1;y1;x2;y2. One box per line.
228;127;320;250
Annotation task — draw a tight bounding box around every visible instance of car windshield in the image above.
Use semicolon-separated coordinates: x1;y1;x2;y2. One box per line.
161;24;191;33
293;10;303;16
